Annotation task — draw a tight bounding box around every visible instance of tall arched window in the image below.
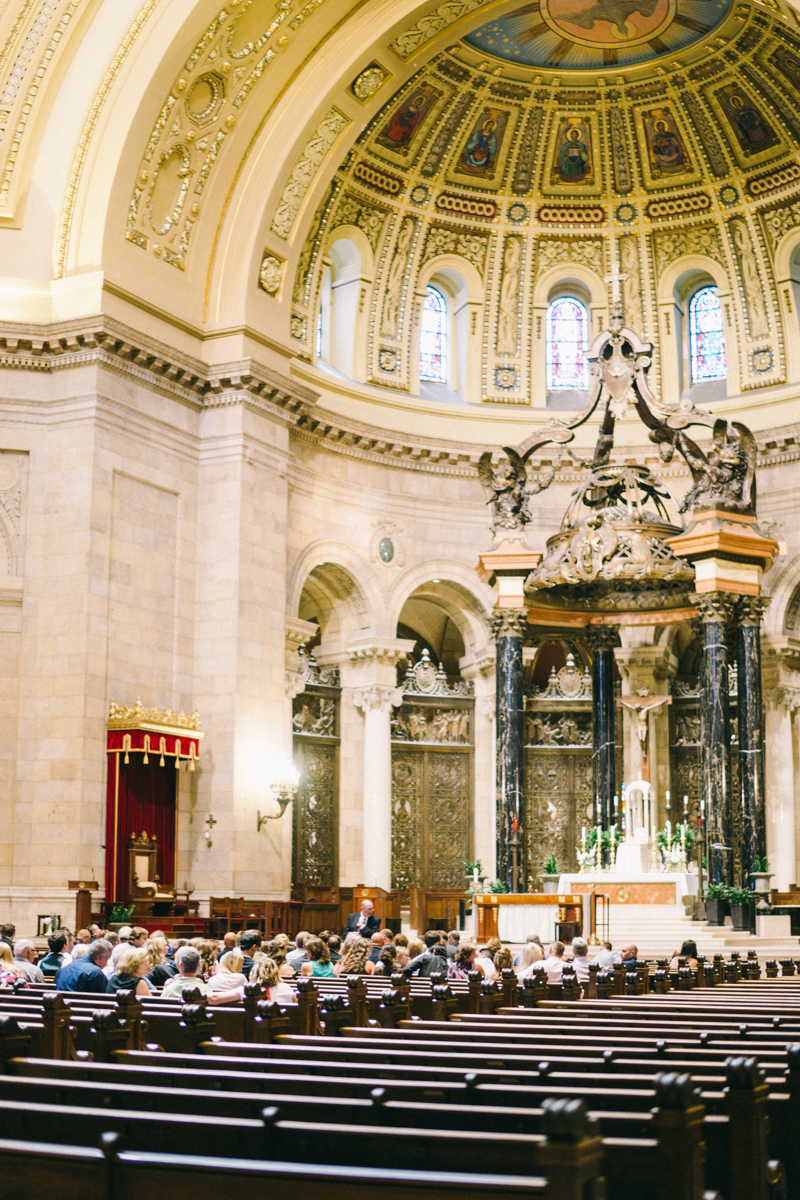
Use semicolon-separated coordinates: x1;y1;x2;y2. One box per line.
689;286;726;383
546;296;589;390
419;286;447;382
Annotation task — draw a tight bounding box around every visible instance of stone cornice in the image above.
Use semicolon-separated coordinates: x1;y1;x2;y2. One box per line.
4;316;800;480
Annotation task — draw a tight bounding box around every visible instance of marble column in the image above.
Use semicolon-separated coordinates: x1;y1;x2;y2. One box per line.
586;625;620;832
694;591;736;885
735;596;770;884
491;609;527;891
353;683;403;891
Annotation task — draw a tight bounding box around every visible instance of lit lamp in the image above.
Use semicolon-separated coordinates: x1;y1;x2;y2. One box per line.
257;758;300;829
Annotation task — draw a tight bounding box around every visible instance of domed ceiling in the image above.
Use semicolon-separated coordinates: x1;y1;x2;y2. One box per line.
279;0;800;407
464;0;733;70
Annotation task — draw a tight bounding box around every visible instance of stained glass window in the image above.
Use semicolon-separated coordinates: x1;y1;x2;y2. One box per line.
420;286;447;382
546;296;589;390
689;286;727;383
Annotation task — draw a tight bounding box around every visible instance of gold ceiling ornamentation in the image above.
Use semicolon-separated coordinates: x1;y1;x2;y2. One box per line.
271;108;349;239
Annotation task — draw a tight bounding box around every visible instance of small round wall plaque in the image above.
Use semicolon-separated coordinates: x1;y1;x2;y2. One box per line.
379;536;394;562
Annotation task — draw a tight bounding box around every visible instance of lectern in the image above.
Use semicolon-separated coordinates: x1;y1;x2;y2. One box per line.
68;880;99;932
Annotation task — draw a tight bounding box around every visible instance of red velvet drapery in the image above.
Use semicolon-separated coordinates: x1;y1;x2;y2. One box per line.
105;754;177;904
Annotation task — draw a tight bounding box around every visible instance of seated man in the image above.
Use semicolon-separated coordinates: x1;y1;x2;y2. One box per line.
366;930;389;966
238;930;261;979
592;941;615;968
445;930;460;960
568;936;591;984
343;900;379;939
620;943;639;973
541;941;565;983
286;932;311;971
403;930;446;977
55;939;113;992
161;947;209;998
13;939;45;983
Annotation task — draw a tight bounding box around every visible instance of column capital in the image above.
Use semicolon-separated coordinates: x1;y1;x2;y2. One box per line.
766;685;800;713
345;637;416;666
489;608;528;641
353;684;404;714
585;623;620;652
735;594;771;626
691;591;737;624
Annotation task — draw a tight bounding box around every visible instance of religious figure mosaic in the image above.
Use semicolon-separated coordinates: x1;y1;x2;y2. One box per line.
643;108;691;176
377;84;440;154
715;83;778;156
551;118;593;184
456;107;509;177
463;0;733;70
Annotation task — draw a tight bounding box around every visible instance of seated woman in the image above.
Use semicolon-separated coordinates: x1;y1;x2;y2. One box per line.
669;939;699;972
494;947;513;974
447;941;476;980
249;955;297;1003
145;938;177;989
207;949;248;993
305;937;335;978
334;937;371;976
0;943;28;987
106;947;152;997
38;932;70;982
265;939;295;978
370;943;398;977
516;940;544;981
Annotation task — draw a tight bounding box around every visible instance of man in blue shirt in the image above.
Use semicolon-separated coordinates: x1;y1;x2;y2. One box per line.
55;938;112;992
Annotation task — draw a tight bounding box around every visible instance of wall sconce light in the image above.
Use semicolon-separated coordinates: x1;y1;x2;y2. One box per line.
257;758;300;830
204;814;216;847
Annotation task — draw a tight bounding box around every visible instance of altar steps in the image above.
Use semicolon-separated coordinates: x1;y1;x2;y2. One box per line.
604;903;800;960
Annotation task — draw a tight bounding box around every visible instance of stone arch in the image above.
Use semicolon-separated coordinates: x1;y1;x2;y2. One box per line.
531;261;608;408
314;227;374;381
656;255;739;403
762;552;800;638
288;542;384;650
386;562;494;660
410;255;485;403
773;227;800;383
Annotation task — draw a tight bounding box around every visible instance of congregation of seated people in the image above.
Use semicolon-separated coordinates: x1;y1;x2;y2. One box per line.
0;914;700;1006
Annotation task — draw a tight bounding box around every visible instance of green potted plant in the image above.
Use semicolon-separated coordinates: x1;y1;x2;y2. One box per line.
704;882;730;926
728;886;752;930
488;878;509;894
541;852;559;894
749;856;773;910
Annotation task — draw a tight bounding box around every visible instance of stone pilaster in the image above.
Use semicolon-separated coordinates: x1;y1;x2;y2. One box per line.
735;596;770;885
693;590;736;885
490;608;527;890
586;624;620;834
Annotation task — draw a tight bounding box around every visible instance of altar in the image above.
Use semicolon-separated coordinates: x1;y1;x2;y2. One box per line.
557;871;699;905
474;893;582;942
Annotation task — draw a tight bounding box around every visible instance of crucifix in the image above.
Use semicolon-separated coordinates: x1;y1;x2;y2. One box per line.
604;263;628;317
619;691;671;782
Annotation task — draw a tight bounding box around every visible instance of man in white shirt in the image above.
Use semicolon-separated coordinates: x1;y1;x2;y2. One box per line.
569;937;590;984
541;941;565;983
161;948;210;998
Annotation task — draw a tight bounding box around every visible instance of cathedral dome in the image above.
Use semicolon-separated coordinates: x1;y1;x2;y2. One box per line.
280;0;800;420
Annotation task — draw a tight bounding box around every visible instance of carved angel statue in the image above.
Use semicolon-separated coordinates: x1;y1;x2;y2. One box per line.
477;448;530;531
675;418;756;516
477;448;561;531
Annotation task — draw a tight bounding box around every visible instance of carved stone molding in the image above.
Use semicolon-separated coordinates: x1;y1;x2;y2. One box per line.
766;686;800;713
691;591;737;624
735;594;771;626
353;684;404;714
489;608;528;641
346;638;415;667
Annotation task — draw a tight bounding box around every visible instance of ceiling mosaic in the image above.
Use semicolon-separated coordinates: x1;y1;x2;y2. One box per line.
463;0;733;70
280;0;800;408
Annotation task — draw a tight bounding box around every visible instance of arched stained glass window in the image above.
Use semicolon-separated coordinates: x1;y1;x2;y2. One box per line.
419;286;447;382
546;296;589;390
689;286;726;383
